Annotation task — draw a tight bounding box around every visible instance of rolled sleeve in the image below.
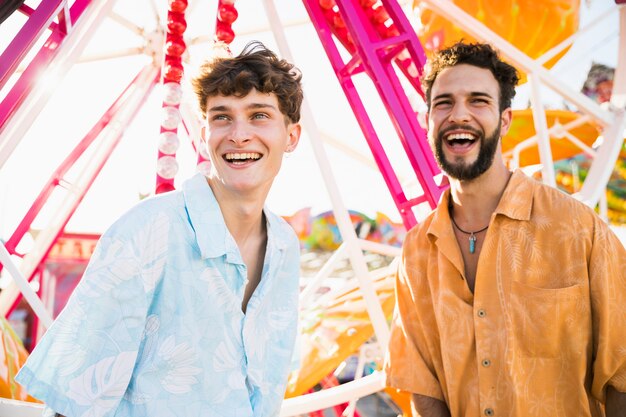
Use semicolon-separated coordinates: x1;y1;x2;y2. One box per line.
384;240;444;402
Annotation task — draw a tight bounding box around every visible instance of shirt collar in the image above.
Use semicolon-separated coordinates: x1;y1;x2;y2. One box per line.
182;173;289;259
427;169;533;239
493;169;533;221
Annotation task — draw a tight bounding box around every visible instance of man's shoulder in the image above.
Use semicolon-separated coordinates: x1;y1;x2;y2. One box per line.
405;207;439;242
106;189;186;238
529;177;596;218
266;209;300;248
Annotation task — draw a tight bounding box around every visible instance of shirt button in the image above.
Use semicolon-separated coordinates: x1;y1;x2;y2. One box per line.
484;408;494;416
477;309;486;318
482;359;491;367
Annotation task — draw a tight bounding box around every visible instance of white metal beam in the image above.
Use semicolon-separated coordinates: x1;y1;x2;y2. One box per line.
0;0;121;170
419;0;614;127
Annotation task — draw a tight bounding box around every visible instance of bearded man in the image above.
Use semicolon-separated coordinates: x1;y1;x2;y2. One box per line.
384;41;626;417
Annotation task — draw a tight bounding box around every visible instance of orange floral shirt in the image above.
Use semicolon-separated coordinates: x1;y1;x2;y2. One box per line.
385;170;626;417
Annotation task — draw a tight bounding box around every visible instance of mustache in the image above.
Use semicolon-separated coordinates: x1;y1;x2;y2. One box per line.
438;124;482;139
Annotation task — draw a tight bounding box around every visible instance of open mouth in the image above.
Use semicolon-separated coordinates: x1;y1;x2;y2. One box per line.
223;152;262;165
445;132;477;147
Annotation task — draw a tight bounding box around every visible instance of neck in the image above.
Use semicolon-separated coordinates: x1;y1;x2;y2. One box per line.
448;163;512;228
206;178;267;244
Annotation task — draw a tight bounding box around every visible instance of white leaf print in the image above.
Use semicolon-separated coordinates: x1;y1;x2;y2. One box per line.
157;335;202;394
138;213;169;292
143;315;160;337
213;336;242;372
47;302;88;376
67;351;136;411
201;267;239;314
80;240;140;298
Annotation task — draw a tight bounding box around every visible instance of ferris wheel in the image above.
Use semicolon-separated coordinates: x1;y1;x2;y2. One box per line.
0;1;624;415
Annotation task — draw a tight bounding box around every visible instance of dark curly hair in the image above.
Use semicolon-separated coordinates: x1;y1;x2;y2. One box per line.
422;42;519;112
192;41;303;124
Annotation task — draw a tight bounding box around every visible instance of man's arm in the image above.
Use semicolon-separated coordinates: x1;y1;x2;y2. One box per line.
412;394;451;417
606;386;626;417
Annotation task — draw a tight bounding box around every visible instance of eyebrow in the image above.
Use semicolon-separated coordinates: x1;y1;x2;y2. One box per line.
468;92;494;99
432;91;495;101
208;103;279;113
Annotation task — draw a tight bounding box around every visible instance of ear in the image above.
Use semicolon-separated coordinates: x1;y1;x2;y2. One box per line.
285;123;301;153
424;111;434;139
200;126;207;143
499;108;513;137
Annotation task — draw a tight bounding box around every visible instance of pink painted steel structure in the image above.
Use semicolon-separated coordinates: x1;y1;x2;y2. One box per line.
302;0;447;229
0;64;159;327
0;0;92;135
0;0;447;350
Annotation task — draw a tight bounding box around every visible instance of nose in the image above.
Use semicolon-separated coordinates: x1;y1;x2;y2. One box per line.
228;120;251;145
448;102;471;124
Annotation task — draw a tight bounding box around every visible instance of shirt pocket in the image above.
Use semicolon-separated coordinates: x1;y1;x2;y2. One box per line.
510;280;584;358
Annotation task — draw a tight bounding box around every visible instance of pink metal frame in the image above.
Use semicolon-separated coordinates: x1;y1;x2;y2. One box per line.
0;0;92;135
302;0;446;229
1;65;159;328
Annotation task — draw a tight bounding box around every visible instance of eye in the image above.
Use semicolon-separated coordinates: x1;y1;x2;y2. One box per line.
471;97;489;105
433;100;452;109
210;114;230;122
252;112;269;120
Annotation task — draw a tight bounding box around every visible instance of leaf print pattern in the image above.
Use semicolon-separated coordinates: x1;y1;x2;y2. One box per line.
386;170;626;417
15;173;301;417
78;240;140;298
137;213;169;292
47;301;88;376
157;336;202;394
67;351;136;413
213;334;243;373
201;266;240;315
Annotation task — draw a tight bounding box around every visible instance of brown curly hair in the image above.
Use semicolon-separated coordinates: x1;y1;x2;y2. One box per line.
192;41;303;124
422;42;519;112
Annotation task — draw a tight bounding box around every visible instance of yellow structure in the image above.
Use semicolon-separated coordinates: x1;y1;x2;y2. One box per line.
413;0;580;82
502;109;602;166
0;317;39;402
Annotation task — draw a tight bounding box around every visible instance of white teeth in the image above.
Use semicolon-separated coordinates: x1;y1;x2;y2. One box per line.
224;152;261;161
447;133;475;141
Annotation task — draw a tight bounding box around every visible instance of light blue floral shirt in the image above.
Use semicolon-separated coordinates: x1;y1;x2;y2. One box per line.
16;173;301;417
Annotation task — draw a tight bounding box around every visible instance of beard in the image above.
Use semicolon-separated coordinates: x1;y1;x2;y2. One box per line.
432;123;501;181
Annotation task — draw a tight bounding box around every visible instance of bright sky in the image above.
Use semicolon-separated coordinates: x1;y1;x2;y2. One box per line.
0;0;621;245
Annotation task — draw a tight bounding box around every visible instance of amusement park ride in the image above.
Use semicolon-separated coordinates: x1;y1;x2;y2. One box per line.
0;0;624;415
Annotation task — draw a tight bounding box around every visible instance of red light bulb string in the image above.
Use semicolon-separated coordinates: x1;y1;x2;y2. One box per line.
215;0;238;45
193;1;240;177
155;0;188;194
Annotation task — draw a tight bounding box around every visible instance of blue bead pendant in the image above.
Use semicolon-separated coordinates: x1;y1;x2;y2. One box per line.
469;234;477;254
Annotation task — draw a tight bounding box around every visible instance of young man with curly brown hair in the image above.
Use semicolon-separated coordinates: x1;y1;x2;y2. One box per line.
17;41;303;417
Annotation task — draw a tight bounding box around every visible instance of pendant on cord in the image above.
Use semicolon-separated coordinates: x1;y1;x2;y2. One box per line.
469;234;477;254
449;201;490;255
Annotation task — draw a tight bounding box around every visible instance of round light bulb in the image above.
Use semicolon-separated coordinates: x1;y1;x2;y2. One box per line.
197;160;212;176
161;106;181;130
163;82;183;106
158;131;180;155
199;142;211;160
157;155;179;179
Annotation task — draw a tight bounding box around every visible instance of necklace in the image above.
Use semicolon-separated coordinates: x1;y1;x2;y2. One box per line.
449;209;489;254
